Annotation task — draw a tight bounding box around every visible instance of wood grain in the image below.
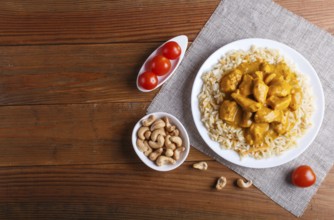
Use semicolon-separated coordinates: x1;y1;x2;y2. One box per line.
0;162;332;219
0;43;161;105
0;0;332;46
0;0;218;45
0;102;209;166
276;0;334;34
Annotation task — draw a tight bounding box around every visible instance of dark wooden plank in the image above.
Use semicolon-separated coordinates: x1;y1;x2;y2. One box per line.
0;0;219;45
0;43;162;105
275;0;334;34
0;102;209;166
0;1;333;46
0;162;332;219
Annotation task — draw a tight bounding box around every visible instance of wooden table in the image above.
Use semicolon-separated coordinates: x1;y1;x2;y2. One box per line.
0;1;332;219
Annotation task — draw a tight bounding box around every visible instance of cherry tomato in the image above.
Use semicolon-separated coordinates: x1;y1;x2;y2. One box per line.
291;165;316;187
162;41;182;60
150;55;171;76
138;71;158;90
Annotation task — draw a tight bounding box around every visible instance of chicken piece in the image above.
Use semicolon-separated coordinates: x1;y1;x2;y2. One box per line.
284;70;295;82
239;60;261;74
278;63;294;81
288;77;299;86
272;111;296;135
267;95;291;110
239;74;253;96
268;80;292;97
246;123;270;145
231;93;262;112
290;88;302;111
254;107;282;123
267;129;279;141
253;78;269;103
269;75;284;85
239;111;253;128
261;62;276;74
251;71;264;80
219;100;241;125
220;69;243;93
273;62;289;76
264;73;276;85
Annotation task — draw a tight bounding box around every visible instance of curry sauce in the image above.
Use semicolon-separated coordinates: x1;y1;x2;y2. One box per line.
219;60;302;148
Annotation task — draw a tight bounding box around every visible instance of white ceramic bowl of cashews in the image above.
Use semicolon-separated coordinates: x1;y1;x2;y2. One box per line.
132;112;190;172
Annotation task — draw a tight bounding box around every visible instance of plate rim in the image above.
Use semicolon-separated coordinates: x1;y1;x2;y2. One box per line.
190;38;325;169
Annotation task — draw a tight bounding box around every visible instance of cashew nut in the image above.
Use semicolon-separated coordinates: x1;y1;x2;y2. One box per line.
173;147;185;160
151;128;166;141
163;116;171;130
149;148;163;161
192;162;208;171
150;119;166;131
137;139;150;152
167;125;175;133
156;155;176;166
216;176;227;190
148;134;165;149
170;129;179;137
137;126;149;140
165;148;174;157
165;135;176;150
143;142;152;156
142;115;156;127
236;178;253;189
170;136;182;147
144;130;151;140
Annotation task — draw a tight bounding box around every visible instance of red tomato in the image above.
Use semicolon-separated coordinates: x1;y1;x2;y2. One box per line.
291;165;316;187
151;55;171;76
162;41;182;60
138;71;158;90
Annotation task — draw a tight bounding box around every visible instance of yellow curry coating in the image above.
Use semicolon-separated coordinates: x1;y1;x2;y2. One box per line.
219;60;302;147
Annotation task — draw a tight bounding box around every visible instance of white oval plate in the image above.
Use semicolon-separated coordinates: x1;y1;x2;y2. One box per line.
136;35;188;92
191;38;325;168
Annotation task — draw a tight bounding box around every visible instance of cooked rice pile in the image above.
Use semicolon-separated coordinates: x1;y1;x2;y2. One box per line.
198;46;314;159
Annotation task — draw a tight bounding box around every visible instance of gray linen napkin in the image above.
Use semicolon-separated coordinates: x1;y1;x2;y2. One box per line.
147;0;334;216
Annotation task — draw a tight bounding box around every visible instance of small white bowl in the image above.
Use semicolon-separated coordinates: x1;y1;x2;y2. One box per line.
136;35;188;92
132;112;190;171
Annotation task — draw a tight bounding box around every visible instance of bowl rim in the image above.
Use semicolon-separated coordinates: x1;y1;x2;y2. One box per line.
131;112;190;171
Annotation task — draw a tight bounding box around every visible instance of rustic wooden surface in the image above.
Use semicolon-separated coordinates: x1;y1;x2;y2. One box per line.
0;0;333;219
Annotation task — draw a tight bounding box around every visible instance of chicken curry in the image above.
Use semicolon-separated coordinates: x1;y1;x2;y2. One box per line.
219;60;302;148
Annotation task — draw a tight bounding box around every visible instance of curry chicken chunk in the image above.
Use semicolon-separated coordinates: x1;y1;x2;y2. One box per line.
219;60;303;148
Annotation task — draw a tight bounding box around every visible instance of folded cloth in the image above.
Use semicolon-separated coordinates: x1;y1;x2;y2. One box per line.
147;0;334;216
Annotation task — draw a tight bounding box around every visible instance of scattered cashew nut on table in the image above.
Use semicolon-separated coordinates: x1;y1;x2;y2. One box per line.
192;162;208;170
236;178;253;188
136;115;186;166
216;176;227;190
